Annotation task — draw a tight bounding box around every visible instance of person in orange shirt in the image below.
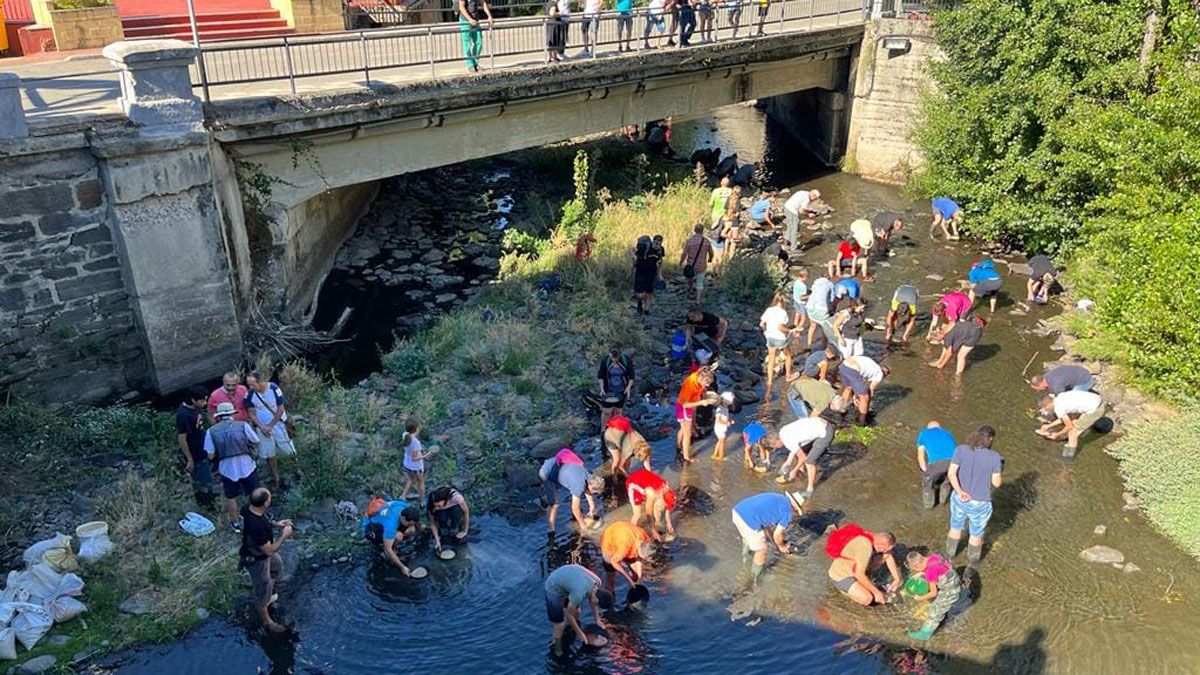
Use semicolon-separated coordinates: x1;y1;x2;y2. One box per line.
600;521;652;596
208;371;249;424
675;366;716;462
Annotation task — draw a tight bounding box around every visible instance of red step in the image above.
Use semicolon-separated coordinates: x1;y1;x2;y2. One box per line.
120;9;295;42
121;10;284;28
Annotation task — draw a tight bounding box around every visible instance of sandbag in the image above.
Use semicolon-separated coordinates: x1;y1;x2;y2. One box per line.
22;534;78;573
48;596;87;623
0;572;30;606
0;602;17;626
10;604;52;650
50;573;84;600
0;627;15;661
77;521;114;563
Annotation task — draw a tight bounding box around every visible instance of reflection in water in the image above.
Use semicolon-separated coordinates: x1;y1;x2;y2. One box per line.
100;105;1200;675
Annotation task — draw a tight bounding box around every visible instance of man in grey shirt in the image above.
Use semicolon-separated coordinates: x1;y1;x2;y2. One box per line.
1029;364;1093;395
946;425;1003;565
544;564;614;655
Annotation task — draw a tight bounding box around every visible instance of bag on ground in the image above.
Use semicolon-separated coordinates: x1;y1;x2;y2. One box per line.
22;534;78;573
76;522;114;563
0;627;16;661
11;565;64;604
10;603;52;650
48;596;87;623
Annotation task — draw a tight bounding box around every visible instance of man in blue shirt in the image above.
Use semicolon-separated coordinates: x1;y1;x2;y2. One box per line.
916;421;957;509
731;491;805;582
967;259;1003;312
946;426;1003;564
931;197;962;240
748;192;778;228
360;499;422;576
833;277;860;301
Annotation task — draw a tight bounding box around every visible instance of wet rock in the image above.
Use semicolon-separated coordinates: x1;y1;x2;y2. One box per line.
18;655;57;674
505;464;541;489
119;595;154;615
1093;525;1107;536
1079;545;1124;565
735;390;761;405
728;595;756;621
71;648;97;664
421;250;446;264
435;293;458;304
1121;562;1141;574
1122;491;1140;511
465;448;483;461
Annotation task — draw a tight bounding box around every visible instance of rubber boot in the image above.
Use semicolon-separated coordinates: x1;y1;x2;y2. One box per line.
921;488;936;509
938;482;952;506
945;536;961;558
750;561;765;585
907;621;937;641
1062;444;1077;459
967;543;983;565
742;544;752;561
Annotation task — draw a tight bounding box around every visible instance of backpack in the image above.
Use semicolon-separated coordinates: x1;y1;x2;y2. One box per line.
825;523;872;559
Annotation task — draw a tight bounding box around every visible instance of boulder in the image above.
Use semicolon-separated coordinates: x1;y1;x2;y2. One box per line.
18;655;58;674
505;464;541;489
1079;545;1124;565
119;595;154;616
529;437;566;460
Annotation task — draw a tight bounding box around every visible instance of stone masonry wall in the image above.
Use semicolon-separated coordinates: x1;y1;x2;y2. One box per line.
0;135;147;403
844;18;940;183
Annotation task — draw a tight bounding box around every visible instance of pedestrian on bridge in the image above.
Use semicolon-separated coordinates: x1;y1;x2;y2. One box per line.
458;0;495;73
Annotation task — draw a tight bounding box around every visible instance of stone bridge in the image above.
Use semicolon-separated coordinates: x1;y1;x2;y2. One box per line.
0;16;936;403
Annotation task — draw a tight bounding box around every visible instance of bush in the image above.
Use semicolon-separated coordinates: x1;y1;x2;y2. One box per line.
0;402;171;460
381;341;430;380
1107;412;1200;558
719;254;779;305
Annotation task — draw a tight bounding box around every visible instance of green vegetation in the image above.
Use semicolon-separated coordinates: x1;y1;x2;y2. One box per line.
914;0;1200;401
1107;414;1200;558
53;0;113;8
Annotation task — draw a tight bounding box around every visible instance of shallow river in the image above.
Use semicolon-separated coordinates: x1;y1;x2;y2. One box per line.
103;106;1200;674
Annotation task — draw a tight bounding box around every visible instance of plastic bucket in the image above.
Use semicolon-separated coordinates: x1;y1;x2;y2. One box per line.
76;521;108;539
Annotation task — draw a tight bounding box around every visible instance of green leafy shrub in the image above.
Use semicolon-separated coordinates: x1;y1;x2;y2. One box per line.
1108;412;1200;558
381;341;430;380
719;254;778;305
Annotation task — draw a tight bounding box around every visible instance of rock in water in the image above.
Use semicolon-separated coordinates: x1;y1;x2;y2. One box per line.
925;274;944;281
728;595;756;621
1122;562;1141;574
1079;545;1125;565
1093;525;1107;536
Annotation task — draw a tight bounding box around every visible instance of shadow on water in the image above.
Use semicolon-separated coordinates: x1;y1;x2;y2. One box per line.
983;470;1039;546
967;342;1001;367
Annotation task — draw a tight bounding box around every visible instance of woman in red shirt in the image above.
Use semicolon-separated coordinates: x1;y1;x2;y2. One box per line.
825;237;861;279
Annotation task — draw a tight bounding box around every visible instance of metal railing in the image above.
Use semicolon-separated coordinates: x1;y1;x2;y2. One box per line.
191;0;865;100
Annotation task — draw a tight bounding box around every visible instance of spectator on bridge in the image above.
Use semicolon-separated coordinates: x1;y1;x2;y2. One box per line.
556;0;572;57
754;0;769;36
580;0;601;56
616;0;635;51
725;0;743;39
458;0;494;72
546;0;567;61
697;0;714;42
678;0;697;46
664;0;679;46
644;0;667;48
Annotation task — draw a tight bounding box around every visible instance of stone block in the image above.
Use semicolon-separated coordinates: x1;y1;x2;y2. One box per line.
42;266;79;281
56;270;125;301
102;41;202;127
75;178;105;210
105;145;212;205
83;257;120;272
0;288;27;311
0;73;28;140
0;222;36;244
70;225;112;246
0;183;73;220
39;211;97;237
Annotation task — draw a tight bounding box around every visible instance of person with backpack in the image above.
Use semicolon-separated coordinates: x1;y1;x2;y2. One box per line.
679;223;714;302
603;414;653;476
597;347;636;428
243;371;297;491
826;524;900;606
946;426;1003;564
731;491;806;583
360;497;422;577
633;235;663;315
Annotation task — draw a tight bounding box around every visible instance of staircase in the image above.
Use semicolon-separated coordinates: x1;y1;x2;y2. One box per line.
121;9;294;42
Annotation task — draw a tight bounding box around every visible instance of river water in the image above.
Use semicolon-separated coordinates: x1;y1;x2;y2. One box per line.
100;106;1200;674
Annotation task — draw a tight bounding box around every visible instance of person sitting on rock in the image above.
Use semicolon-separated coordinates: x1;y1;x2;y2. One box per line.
427;485;470;553
538;448;603;532
603;415;652;476
904;549;961;640
685;306;728;362
1036;390;1107;458
626;467;676;542
360;496;422;577
826;236;861;279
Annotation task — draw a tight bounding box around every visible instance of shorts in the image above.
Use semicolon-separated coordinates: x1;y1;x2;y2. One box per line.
838;364;870;397
1074;404;1107;432
693;271;707;291
617;13;633;29
249;552;282;607
832;575;857;593
804;424;835;466
714;423;730;439
634;269;656;294
221;469;259;499
972;278;1003;296
838;337;864;358
603;556;637;574
839;258;854;270
807;307;830;323
726;5;741;19
648;15;665;31
890;299;916;315
732;511;767;552
766;336;788;349
675;402;694;422
712;239;726;252
545;591;567;623
949;492;993;538
793;302;807;317
258;426;296;459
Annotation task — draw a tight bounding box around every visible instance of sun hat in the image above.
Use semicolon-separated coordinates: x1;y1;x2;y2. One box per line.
214;401;236;418
785;490;806;513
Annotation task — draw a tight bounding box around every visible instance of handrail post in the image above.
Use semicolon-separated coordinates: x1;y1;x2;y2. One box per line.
488;23;496;70
428;25;437;76
778;0;784;33
808;0;814;31
543;15;550;64
359;30;371;84
282;35;297;94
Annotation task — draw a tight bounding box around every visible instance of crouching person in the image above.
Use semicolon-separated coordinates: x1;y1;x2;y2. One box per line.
545;564;615;656
361;497;422;577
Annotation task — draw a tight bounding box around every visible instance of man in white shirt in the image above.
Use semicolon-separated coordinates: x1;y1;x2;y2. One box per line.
782;189;820;247
837;355;889;425
771;416;834;497
1036;390;1106;458
580;0;602;55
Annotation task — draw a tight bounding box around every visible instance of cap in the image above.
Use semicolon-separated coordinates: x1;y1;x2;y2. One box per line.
606;415;633;433
786;491;806;513
720;391;735;404
214;401;236;418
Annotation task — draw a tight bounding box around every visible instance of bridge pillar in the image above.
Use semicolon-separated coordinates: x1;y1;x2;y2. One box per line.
93;41;244;394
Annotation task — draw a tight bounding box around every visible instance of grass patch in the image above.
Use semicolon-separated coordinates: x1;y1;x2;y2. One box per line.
1107;412;1200;559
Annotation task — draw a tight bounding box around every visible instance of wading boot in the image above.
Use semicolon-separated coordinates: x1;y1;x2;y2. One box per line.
921;488;936;509
938;482;952;506
945;536;961;558
967;543;983;565
1062;444;1077;459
